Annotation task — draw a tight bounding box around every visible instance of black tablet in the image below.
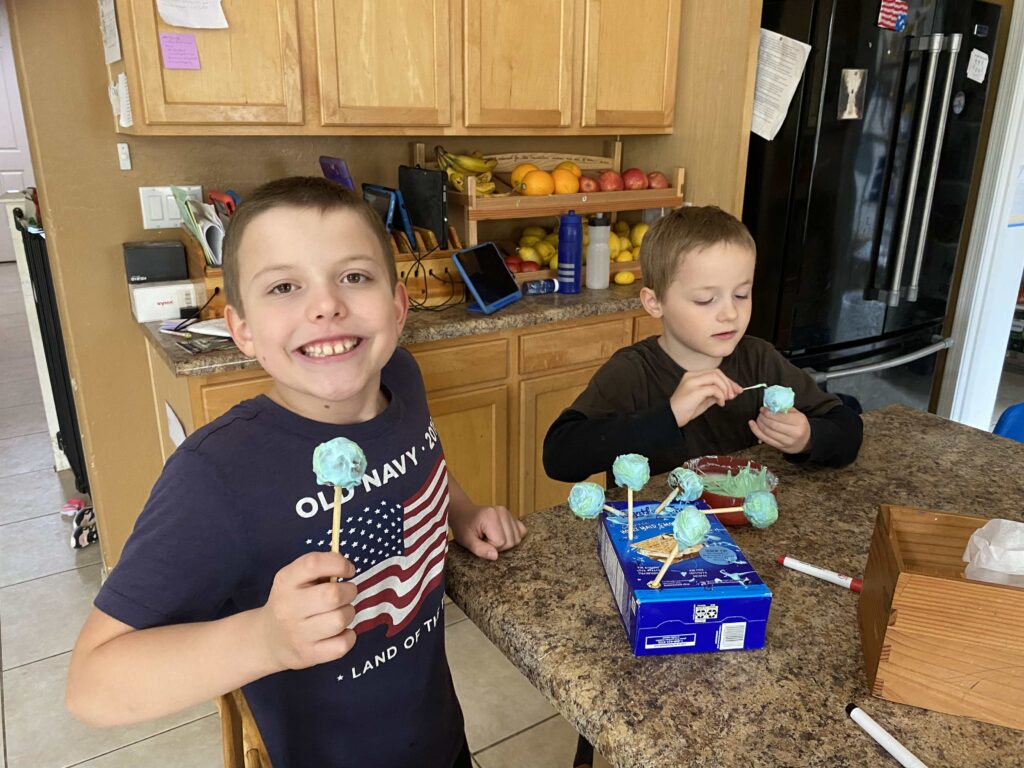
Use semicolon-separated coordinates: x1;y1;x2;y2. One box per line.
399;165;448;249
451;242;522;315
361;184;417;250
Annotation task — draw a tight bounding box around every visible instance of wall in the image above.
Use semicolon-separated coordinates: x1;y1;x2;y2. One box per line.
7;0;610;566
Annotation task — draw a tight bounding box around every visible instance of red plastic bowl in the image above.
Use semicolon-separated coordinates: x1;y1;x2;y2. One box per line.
680;455;779;526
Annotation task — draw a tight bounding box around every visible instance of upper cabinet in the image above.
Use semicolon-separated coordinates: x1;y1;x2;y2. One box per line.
313;0;453;127
581;0;680;128
124;0;304;126
462;0;574;128
110;0;683;134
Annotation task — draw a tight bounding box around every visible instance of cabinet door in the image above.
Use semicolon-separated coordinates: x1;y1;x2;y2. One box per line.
125;0;303;125
463;0;574;128
581;0;680;128
519;367;604;516
314;0;452;126
428;386;509;510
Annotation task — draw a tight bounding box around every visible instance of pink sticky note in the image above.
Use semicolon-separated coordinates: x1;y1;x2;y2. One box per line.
159;32;200;70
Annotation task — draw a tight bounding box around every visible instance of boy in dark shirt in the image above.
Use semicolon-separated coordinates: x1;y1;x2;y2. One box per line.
546;205;862;768
66;178;526;768
545;204;862;482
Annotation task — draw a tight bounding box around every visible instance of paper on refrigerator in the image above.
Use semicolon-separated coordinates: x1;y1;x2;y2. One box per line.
751;29;812;141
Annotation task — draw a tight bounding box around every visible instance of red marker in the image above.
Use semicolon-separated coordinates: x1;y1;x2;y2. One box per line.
777;555;862;593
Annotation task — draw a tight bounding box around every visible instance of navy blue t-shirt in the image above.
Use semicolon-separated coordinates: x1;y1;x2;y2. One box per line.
97;348;464;767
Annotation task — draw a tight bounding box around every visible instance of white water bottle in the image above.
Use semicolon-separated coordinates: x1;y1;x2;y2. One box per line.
585;213;611;289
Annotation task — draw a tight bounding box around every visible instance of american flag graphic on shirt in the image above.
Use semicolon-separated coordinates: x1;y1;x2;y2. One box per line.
330;455;450;638
877;0;909;31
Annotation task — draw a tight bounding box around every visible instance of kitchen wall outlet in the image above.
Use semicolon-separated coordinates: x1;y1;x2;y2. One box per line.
139;185;202;230
117;143;131;171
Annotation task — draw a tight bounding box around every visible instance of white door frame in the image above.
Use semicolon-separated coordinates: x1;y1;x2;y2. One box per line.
937;0;1024;428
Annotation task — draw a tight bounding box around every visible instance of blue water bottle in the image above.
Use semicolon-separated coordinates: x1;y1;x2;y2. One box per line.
557;210;583;294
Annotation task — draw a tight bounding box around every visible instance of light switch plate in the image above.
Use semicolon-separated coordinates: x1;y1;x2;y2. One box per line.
117;143;131;171
139;185;202;230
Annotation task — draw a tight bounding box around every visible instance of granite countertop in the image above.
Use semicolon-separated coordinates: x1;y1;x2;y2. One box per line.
445;407;1024;767
142;284;642;376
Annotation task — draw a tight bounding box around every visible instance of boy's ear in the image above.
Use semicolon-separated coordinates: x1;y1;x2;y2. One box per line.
224;304;256;358
639;286;663;319
392;281;409;334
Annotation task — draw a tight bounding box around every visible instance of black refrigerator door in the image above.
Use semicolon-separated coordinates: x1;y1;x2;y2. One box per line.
745;0;936;353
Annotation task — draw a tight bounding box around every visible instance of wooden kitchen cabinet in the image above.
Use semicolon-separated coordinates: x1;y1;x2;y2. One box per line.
581;0;681;128
120;0;304;126
462;0;574;128
313;0;453;127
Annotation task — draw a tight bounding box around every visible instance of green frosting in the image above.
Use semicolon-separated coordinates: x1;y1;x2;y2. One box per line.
612;453;650;492
672;505;710;548
568;482;605;520
312;437;366;489
743;491;778;529
764;385;795;414
701;463;772;497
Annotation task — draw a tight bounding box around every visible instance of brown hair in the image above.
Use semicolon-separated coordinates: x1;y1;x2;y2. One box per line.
223;177;395;316
639;205;756;298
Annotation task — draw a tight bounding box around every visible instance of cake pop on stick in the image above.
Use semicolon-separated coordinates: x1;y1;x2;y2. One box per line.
763;385;795;414
709;490;779;528
654;467;703;515
612;453;650;540
567;482;623;518
313;437;367;555
648;505;711;589
741;383;767;391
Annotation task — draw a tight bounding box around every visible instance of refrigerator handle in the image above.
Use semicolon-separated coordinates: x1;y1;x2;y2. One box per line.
906;33;963;303
884;34;944;308
803;336;953;384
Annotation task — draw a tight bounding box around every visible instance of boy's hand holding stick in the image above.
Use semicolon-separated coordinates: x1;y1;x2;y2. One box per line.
670;369;743;428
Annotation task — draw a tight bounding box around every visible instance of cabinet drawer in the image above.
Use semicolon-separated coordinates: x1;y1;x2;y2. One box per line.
633;314;662;341
413;338;510;392
196;374;274;425
519;318;632;374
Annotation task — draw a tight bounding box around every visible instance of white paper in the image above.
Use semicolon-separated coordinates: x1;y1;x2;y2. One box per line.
156;0;228;29
966;49;989;84
751;29;812;141
107;80;120;117
1009;164;1024;228
165;402;186;448
116;72;133;128
98;0;122;64
963;519;1024;588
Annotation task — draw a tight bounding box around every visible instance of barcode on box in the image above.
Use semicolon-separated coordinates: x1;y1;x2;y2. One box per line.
599;525;630;619
718;622;747;650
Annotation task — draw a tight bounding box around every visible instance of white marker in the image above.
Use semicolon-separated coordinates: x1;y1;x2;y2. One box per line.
777;555;862;592
846;704;928;767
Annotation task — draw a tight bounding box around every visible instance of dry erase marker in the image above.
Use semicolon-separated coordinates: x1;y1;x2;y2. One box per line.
846;704;928;767
777;555;863;593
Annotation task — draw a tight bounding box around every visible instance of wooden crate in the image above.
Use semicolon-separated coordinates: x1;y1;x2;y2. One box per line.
858;505;1024;730
393;226;466;308
181;227;225;319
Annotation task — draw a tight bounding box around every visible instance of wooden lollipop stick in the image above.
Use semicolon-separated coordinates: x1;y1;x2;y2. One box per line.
742;383;767;391
603;504;620;515
653;488;679;516
648;543;680;589
330;486;342;554
627;488;634;540
708;505;743;514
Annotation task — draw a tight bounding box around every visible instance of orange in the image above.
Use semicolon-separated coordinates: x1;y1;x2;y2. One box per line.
518;170;555;196
551;168;580;195
511;163;540;189
554;161;582;178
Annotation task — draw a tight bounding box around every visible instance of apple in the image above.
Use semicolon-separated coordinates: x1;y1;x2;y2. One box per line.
647;171;670;189
621;168;649;190
504;260;522;273
598;170;624;191
518;261;541;272
504;254;523;265
578;175;600;193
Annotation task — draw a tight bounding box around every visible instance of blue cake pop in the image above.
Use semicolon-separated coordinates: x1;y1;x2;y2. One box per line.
612;454;650;491
763;385;795;414
673;505;711;549
742;491;779;529
668;468;704;503
313;437;367;489
568;482;605;520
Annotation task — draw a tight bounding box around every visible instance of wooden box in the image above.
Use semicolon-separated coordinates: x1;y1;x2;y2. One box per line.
181;227;225;319
858;505;1024;730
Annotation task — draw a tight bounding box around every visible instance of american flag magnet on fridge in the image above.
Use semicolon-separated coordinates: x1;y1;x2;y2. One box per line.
877;0;909;31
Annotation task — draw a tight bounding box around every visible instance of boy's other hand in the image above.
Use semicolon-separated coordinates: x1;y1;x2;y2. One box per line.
259;551;358;671
748;407;811;455
452;505;527;561
670;370;743;427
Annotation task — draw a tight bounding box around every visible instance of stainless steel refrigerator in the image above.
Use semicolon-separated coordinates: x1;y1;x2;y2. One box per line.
743;0;1010;411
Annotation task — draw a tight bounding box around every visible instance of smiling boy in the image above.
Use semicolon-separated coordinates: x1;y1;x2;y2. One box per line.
543;204;862;484
66;178;525;768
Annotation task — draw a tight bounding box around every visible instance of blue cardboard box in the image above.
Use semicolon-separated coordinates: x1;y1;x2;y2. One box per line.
598;500;772;656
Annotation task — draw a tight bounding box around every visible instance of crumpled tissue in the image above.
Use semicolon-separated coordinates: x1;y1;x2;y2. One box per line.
962;519;1024;588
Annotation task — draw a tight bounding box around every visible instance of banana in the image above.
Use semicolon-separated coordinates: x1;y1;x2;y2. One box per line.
445;152;497;175
435;145;497;194
447;169;466;193
474;181;495;194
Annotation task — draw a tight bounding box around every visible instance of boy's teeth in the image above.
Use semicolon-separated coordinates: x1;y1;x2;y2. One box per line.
303;339;358;357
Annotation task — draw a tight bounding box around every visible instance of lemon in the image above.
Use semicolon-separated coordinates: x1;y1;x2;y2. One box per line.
518;246;543;265
534;241;556;264
630;223;650;249
544;233;558;246
522;225;546;239
613;220;630;237
518;235;542;248
614;271;636;285
615;252;634;262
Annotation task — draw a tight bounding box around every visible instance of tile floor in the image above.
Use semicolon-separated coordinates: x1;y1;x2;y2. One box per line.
0;261;610;767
